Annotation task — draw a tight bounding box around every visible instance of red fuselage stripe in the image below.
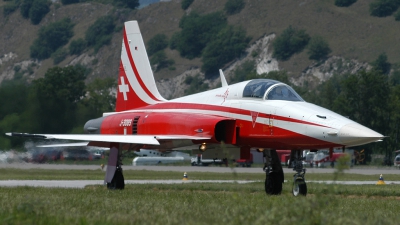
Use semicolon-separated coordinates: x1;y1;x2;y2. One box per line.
133;102;331;128
123;28;161;102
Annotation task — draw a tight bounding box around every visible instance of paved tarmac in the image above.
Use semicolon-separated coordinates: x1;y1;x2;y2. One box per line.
0;163;399;188
0;163;399;175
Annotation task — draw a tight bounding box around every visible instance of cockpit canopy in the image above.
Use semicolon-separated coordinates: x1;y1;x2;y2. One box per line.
243;79;304;101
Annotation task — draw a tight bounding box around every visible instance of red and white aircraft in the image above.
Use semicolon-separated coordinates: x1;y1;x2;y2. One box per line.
6;21;384;196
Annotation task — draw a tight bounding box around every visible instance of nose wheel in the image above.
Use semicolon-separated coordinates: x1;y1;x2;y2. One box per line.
291;150;307;196
292;176;307;196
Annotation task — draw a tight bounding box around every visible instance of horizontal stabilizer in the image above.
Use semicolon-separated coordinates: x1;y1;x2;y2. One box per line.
36;142;90;148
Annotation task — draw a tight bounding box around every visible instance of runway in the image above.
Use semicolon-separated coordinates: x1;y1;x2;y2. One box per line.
0;163;399;188
1;163;400;175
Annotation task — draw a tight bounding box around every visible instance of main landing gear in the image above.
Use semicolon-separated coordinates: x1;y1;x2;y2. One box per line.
263;150;284;195
105;143;125;190
290;150;307;196
107;165;125;190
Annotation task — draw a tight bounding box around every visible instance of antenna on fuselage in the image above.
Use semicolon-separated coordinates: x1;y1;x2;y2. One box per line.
219;69;228;87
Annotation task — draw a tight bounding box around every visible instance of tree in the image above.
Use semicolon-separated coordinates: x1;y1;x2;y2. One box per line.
184;75;209;95
173;11;227;59
334;0;357;7
261;71;292;85
51;47;68;64
31;65;87;133
20;0;34;18
333;70;390;133
224;0;245;15
272;26;310;61
61;0;79;5
201;25;250;76
307;35;332;61
113;0;139;9
371;53;391;75
30;18;74;60
85;15;115;52
369;0;400;17
29;0;50;25
79;77;116;120
390;69;400;85
3;1;19;16
69;38;87;55
0;114;23;149
229;60;257;84
395;10;400;20
181;0;194;10
150;50;174;71
147;34;168;56
0;80;29;121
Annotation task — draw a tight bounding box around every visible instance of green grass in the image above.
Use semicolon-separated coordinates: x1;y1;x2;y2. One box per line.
1;168;400;224
0;182;399;224
0;168;263;180
1;167;399;181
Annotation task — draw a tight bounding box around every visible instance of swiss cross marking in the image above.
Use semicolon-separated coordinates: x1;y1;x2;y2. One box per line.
119;76;129;101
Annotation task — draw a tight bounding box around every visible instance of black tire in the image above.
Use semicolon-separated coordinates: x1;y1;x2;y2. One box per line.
292;178;307;196
265;172;282;195
107;168;125;190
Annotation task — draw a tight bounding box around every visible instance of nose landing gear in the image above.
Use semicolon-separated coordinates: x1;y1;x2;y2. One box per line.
291;150;307;196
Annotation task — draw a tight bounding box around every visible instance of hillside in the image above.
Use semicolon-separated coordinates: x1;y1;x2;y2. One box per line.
1;0;399;98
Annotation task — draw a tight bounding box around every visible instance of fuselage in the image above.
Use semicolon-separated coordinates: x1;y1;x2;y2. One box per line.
85;79;383;150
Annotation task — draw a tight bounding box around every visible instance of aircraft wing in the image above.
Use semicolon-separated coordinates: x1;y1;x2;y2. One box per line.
6;132;160;145
5;133;211;146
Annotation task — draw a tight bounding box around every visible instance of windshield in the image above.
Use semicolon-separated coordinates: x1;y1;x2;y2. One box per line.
266;84;304;101
243;79;279;98
243;79;304;101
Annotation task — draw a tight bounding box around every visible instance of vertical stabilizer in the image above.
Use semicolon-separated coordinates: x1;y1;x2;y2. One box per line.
116;21;166;112
219;69;228;87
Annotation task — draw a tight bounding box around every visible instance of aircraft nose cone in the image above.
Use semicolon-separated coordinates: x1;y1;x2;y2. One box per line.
339;123;384;146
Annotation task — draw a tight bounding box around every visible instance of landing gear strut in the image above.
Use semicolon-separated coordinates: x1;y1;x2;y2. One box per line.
263;150;284;195
290;150;307;196
105;143;125;190
107;165;125;189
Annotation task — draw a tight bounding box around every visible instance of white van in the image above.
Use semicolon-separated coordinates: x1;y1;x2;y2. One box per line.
394;155;400;168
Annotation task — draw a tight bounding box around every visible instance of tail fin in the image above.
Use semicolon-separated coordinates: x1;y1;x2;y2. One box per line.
116;21;166;112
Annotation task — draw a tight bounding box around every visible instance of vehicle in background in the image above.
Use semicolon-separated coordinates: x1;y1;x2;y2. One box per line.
132;149;190;166
302;151;316;167
312;150;352;168
394;154;400;169
284;149;352;168
191;154;226;166
92;151;103;159
276;150;291;166
235;153;253;167
24;149;62;163
132;156;184;166
62;149;90;160
135;149;191;161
